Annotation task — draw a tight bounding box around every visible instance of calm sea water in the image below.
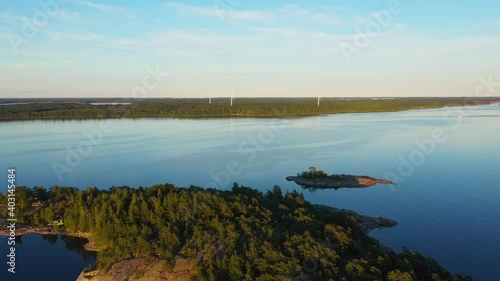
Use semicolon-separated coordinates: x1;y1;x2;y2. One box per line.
1;104;499;280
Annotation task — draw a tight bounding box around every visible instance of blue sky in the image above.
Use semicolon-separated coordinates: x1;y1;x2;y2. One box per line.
0;0;499;98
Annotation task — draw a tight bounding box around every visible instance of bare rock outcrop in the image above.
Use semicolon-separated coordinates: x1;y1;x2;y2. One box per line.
76;254;199;281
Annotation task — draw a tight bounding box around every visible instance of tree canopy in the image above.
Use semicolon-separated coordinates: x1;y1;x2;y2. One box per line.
1;183;473;281
0;97;494;120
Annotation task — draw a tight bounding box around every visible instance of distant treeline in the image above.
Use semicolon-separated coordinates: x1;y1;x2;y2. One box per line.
0;184;473;280
0;97;497;120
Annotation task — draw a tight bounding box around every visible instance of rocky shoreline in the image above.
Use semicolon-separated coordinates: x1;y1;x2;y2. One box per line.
313;205;398;233
76;255;200;281
286;174;396;189
0;226;97;252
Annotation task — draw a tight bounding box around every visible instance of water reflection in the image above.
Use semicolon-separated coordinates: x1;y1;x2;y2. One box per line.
0;234;96;281
41;234;57;244
1;105;499;280
37;234;95;261
59;235;96;262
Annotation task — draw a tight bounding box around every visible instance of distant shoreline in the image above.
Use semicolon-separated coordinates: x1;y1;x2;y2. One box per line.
0;97;498;121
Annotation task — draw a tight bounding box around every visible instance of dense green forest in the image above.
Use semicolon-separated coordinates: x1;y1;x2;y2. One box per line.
0;97;497;120
0;184;473;280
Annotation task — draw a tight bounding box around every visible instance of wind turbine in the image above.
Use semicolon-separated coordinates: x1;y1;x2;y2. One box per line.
209;94;211;104
230;90;234;106
317;93;321;107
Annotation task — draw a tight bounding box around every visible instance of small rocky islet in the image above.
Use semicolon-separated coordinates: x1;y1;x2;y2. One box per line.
286;167;396;190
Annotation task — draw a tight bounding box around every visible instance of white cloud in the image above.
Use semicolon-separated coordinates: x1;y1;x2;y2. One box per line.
42;30;102;42
95;29;259;61
0;9;80;27
13;62;48;69
73;0;134;18
278;5;345;26
163;3;213;17
225;10;269;21
59;59;74;64
56;9;81;22
163;2;269;21
0;12;34;23
163;3;347;25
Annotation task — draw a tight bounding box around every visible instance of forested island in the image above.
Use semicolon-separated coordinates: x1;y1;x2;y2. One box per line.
287;167;396;190
0;184;473;280
0;97;497;120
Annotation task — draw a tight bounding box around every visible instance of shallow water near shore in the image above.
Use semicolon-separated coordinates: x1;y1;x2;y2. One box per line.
1;105;499;280
0;234;95;281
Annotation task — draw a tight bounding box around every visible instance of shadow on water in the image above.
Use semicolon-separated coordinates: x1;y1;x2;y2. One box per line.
60;235;96;262
0;234;96;281
38;234;97;262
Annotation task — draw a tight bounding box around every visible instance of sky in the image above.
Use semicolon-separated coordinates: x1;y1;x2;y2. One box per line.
0;0;499;98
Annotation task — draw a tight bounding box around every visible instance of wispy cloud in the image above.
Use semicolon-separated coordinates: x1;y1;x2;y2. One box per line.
56;9;82;22
278;5;345;26
13;62;49;69
0;12;34;23
95;29;259;60
163;3;346;25
0;9;80;27
2;1;499;98
42;30;102;42
163;2;268;21
73;0;134;18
